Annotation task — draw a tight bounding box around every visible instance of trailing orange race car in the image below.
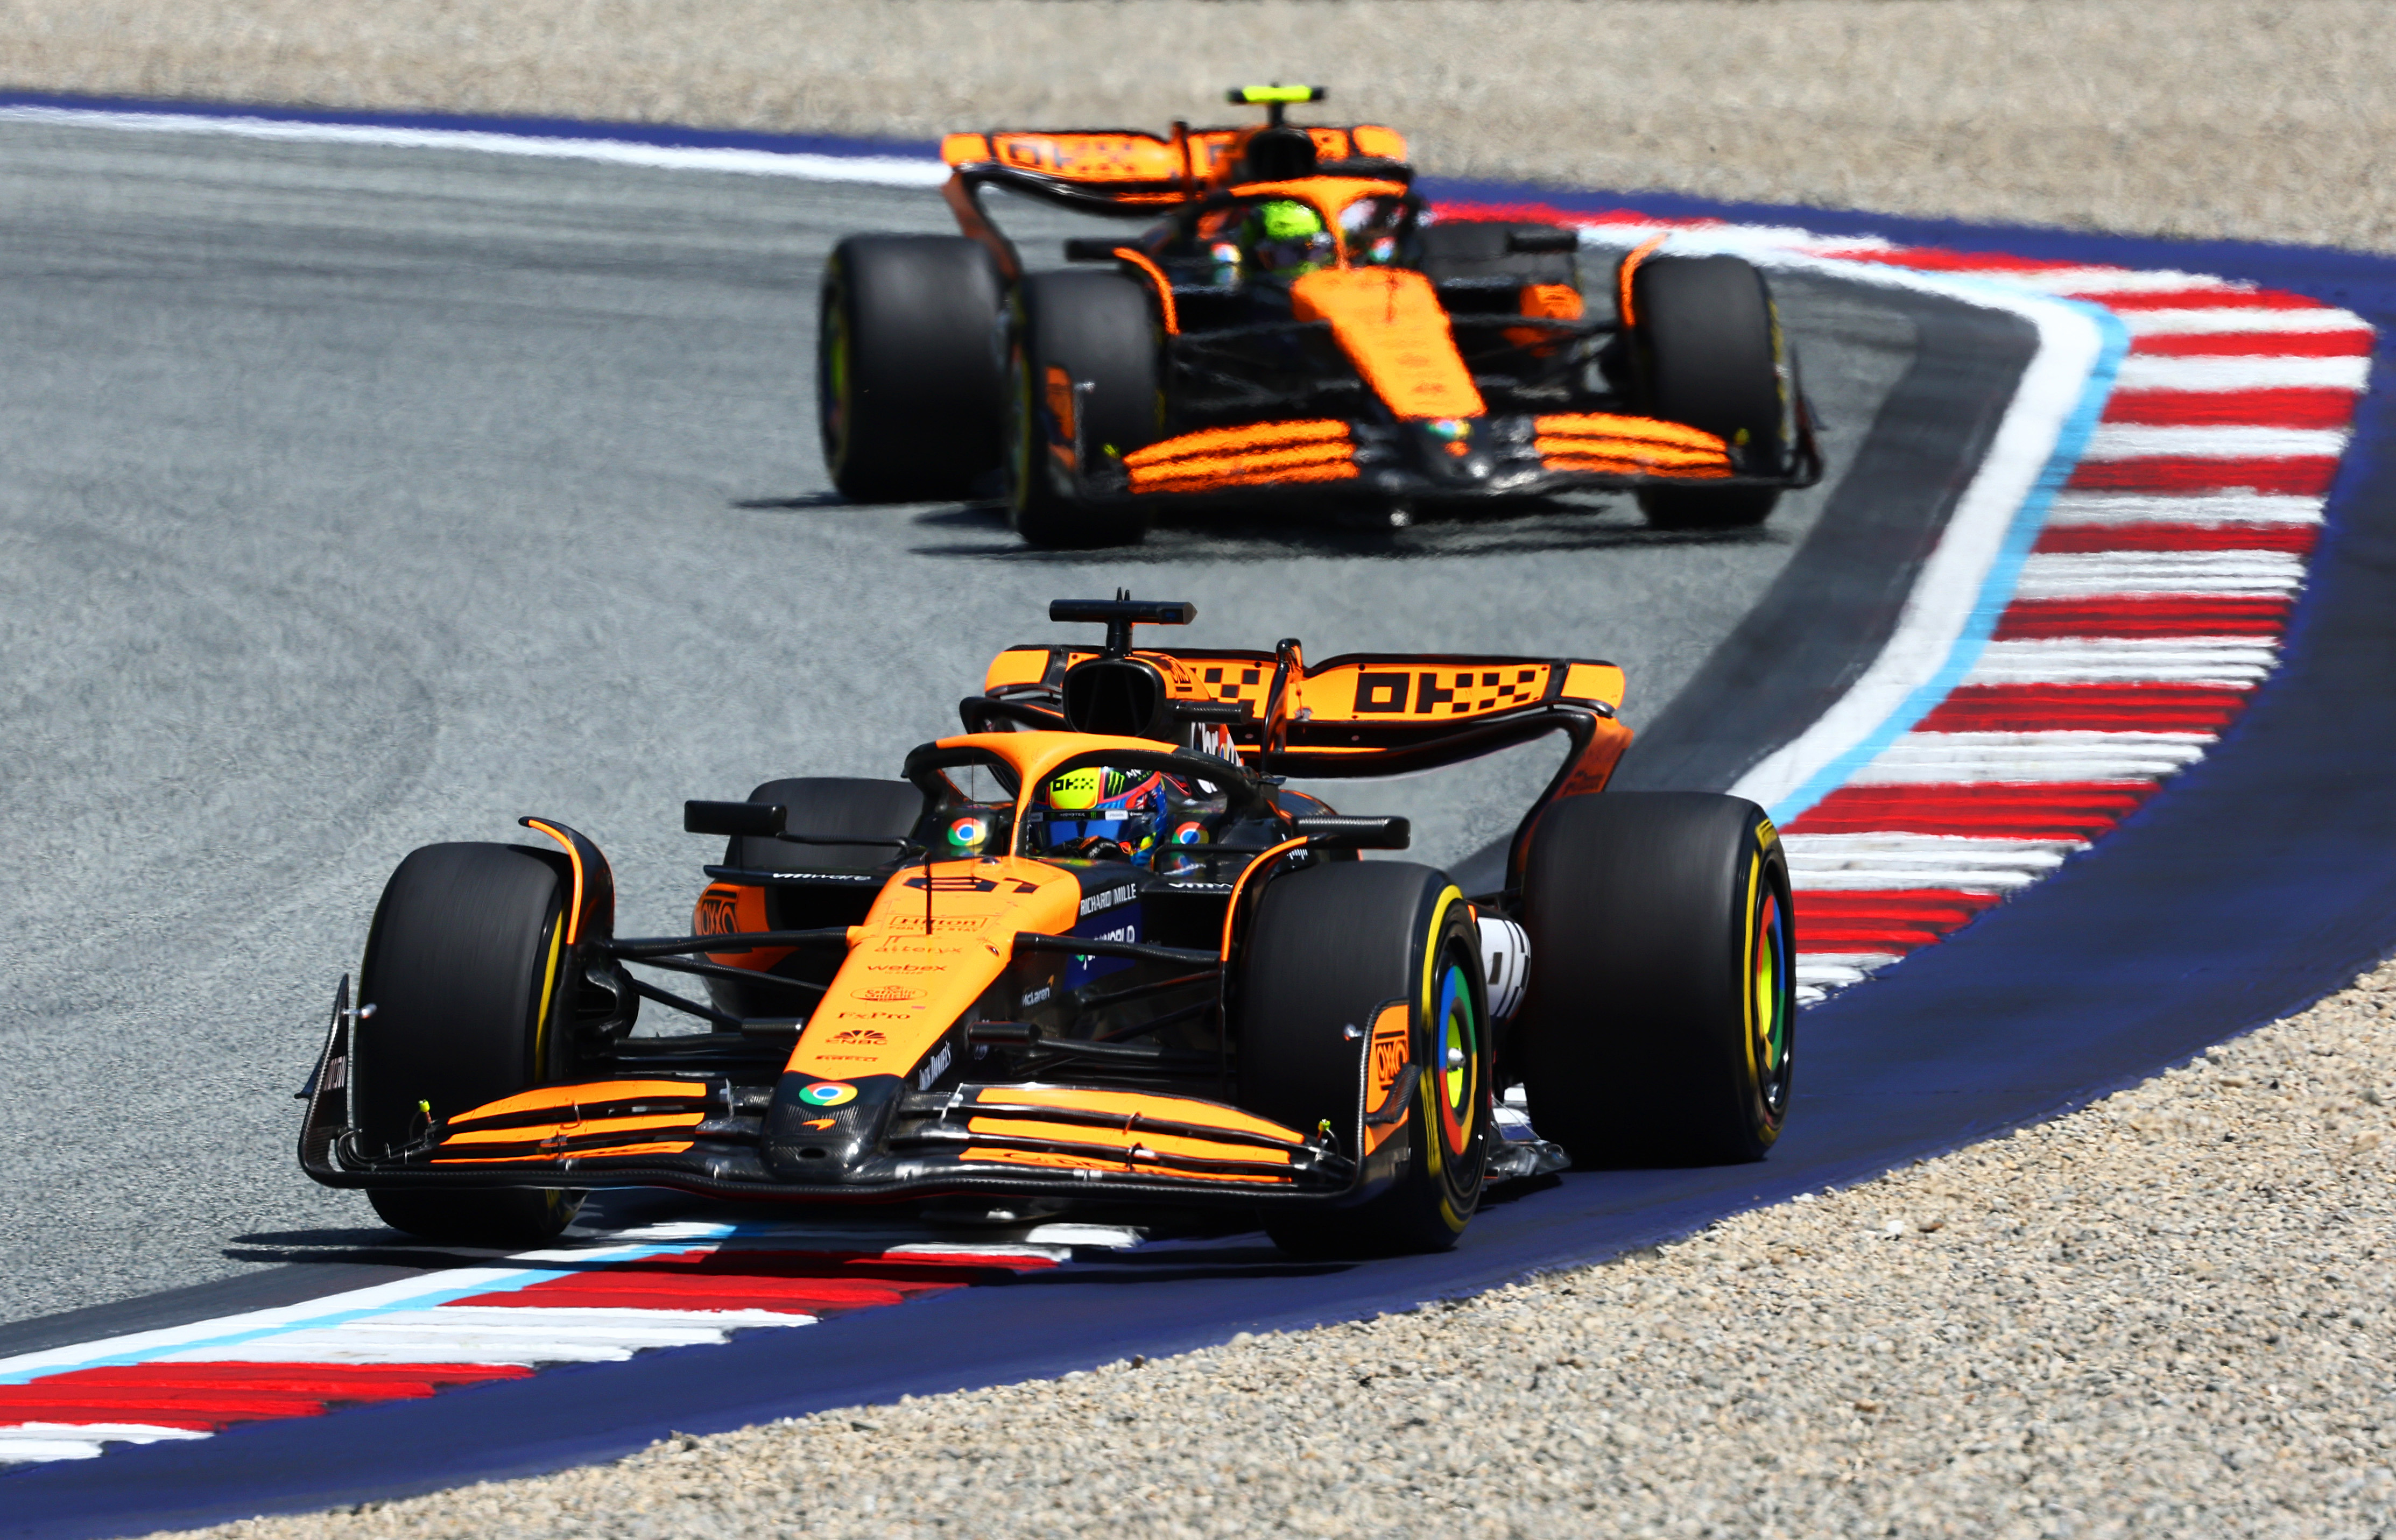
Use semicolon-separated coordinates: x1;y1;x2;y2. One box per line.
818;85;1822;547
300;598;1795;1256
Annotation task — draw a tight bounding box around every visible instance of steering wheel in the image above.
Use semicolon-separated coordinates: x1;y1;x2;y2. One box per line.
1051;835;1133;863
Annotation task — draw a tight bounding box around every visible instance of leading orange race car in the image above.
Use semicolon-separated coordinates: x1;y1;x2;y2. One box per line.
818;85;1822;546
300;598;1796;1258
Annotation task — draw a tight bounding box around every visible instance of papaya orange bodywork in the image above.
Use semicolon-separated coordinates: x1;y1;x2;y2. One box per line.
977;1085;1305;1145
445;1080;709;1123
695;881;790;971
787;854;1081;1080
1363;998;1413;1156
440;1112;705;1147
1288;267;1485;422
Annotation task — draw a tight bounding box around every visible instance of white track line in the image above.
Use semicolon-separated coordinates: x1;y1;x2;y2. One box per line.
1996;269;2249;296
1724;272;2118;816
0;104;951;186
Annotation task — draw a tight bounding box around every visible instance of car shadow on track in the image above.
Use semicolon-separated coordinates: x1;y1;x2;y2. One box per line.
732;493;1786;561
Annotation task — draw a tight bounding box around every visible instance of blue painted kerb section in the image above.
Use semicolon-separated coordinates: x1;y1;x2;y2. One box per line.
5;105;2396;1538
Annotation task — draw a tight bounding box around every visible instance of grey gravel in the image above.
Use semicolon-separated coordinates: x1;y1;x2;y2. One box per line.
154;956;2396;1539
3;1;2392;251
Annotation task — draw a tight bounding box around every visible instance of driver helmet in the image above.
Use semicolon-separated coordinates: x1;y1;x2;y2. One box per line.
1241;199;1335;279
1034;765;1168;861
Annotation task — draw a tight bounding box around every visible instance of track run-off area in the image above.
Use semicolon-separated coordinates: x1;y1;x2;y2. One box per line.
0;97;2392;1537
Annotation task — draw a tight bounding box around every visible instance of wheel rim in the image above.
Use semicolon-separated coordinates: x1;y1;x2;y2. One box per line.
1751;885;1794;1119
1433;957;1479;1156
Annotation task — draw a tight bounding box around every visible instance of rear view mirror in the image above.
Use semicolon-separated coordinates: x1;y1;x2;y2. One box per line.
684;800;786;838
1291;815;1411;850
1506;227;1578;255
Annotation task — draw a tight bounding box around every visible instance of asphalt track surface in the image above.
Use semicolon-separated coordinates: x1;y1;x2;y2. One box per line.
0;119;1948;1336
5;115;2396;1537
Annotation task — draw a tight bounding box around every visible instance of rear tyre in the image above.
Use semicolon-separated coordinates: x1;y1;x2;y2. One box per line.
1237;861;1489;1257
1627;253;1789;530
818;235;1006;502
1006;270;1161;549
1515;793;1794;1167
354;842;584;1247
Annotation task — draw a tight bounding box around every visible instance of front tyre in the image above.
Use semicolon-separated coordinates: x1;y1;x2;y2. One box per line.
1515;793;1794;1167
817;235;1006;502
1005;269;1161;549
1236;861;1489;1256
353;842;585;1247
1627;253;1790;530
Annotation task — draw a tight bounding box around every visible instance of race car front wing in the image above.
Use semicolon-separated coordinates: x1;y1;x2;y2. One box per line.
298;978;1412;1210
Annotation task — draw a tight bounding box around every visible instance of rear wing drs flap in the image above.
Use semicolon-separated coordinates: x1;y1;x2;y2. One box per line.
977;642;1625;766
939;123;1410;208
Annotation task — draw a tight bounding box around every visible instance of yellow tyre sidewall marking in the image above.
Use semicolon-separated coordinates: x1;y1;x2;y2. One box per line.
1420;884;1475;1232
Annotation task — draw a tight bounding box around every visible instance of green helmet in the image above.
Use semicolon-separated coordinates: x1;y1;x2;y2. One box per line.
1241;199;1334;277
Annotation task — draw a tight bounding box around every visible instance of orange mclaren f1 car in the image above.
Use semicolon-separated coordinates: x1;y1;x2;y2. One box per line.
817;85;1821;547
301;598;1795;1256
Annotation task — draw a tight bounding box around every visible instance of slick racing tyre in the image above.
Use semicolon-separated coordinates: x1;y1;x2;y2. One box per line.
1514;793;1794;1167
1237;861;1490;1256
1005;269;1161;549
353;842;584;1246
818;235;1006;502
1626;253;1791;530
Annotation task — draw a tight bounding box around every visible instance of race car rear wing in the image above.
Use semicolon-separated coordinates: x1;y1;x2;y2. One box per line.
937;88;1411;276
940;122;1408;200
963;602;1636;889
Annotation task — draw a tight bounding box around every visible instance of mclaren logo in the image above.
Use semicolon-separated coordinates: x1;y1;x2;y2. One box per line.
1079;885;1138;916
695;888;741;936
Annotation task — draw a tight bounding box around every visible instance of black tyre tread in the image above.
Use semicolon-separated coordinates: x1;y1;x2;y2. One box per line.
1516;792;1792;1167
730;776;923;872
819;235;1005;503
1238;861;1487;1257
354;842;584;1246
1007;269;1160;548
367;1188;580;1248
1629;253;1787;530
